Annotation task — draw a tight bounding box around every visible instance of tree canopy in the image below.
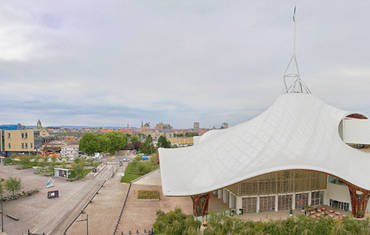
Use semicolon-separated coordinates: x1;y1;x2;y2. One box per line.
139;135;155;154
79;132;127;154
157;135;171;148
130;135;141;150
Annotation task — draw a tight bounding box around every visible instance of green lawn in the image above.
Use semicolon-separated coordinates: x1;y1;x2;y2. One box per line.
137;190;160;199
121;154;158;183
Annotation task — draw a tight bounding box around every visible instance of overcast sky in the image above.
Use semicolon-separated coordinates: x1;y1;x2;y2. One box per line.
1;0;370;128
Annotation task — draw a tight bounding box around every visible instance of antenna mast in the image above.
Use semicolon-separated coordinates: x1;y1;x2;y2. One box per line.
283;6;311;94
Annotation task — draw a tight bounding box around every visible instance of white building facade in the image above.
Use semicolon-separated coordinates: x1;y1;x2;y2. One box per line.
159;94;370;217
60;145;79;158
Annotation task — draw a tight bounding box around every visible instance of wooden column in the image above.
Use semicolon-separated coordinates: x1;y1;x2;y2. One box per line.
348;185;369;218
191;193;210;217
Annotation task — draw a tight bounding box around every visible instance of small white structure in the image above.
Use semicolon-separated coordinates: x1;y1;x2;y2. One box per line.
54;168;71;178
60;145;79;159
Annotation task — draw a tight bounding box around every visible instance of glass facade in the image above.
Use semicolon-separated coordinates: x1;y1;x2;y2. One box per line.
311;191;324;206
295;193;308;209
232;170;327;196
328;176;345;185
330;199;349;211
278;194;292;210
260;196;275;212
242;197;257;213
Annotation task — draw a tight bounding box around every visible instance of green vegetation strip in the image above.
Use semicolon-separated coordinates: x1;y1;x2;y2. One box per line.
120;155;158;183
137;190;160;200
154;209;370;235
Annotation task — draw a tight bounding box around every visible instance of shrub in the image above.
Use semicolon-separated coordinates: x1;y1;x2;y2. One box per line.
5;177;21;196
154;209;200;235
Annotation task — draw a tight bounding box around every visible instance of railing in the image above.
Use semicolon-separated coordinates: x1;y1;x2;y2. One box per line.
63;179;107;235
113;182;132;235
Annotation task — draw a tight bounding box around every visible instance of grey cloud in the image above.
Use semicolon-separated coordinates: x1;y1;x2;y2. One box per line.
1;0;370;128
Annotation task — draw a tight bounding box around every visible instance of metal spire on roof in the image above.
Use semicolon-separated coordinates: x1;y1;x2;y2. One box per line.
283;6;311;94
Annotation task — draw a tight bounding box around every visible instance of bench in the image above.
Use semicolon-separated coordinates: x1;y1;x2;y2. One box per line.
6;214;19;221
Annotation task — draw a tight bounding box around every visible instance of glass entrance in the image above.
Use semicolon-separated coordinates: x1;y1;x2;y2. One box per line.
260;196;275;212
295;193;308;209
278;194;292;210
242;197;257;213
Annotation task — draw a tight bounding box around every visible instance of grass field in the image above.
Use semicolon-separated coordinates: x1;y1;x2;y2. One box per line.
121;154;158;183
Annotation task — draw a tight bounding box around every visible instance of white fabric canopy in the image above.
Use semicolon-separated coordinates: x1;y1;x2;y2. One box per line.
159;94;370;196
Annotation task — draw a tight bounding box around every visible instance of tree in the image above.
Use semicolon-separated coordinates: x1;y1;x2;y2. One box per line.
130;136;139;145
96;134;110;153
130;136;141;150
139;135;155;154
79;133;99;155
106;132;127;153
5;177;21;196
157;136;171;148
70;159;85;179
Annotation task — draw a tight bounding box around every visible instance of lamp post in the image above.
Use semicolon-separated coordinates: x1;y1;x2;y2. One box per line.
1;200;4;232
76;214;88;235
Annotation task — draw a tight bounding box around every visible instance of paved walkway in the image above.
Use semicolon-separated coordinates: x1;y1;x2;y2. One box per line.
66;166;129;235
0;165;103;235
116;184;192;234
133;169;161;186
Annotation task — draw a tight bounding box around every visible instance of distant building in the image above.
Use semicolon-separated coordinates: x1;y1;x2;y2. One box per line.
60;145;79;158
167;137;193;146
155;122;172;130
221;122;229;129
2;129;35;153
193;122;200;130
37;120;42;129
140;122;151;132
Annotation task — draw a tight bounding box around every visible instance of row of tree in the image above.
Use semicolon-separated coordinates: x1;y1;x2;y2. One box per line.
173;132;199;137
154;209;370;235
79;132;128;154
79;132;176;155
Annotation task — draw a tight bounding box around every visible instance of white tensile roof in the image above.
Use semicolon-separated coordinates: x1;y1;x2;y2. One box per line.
159;93;370;196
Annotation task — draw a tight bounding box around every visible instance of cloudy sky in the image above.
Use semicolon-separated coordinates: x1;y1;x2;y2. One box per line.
1;1;369;128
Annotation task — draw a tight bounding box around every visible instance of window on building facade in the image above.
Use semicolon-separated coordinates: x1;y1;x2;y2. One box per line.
328;176;345;185
30;143;33;148
330;199;349;211
311;191;324;206
25;143;28;148
8;143;11;149
238;170;327;196
8;133;11;138
22;143;24;149
21;133;24;138
25;133;28;138
295;193;308;209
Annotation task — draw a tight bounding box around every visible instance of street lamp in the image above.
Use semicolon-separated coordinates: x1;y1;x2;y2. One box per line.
76;214;88;235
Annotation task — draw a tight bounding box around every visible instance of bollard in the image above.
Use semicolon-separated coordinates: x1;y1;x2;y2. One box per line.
137;229;139;234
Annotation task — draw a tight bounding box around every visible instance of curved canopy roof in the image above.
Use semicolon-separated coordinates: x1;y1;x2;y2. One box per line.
159;94;370;196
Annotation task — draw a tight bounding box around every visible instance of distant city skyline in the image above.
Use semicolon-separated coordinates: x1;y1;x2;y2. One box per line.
1;1;370;128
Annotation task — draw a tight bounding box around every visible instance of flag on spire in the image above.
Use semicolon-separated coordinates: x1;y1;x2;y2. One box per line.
293;6;296;22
